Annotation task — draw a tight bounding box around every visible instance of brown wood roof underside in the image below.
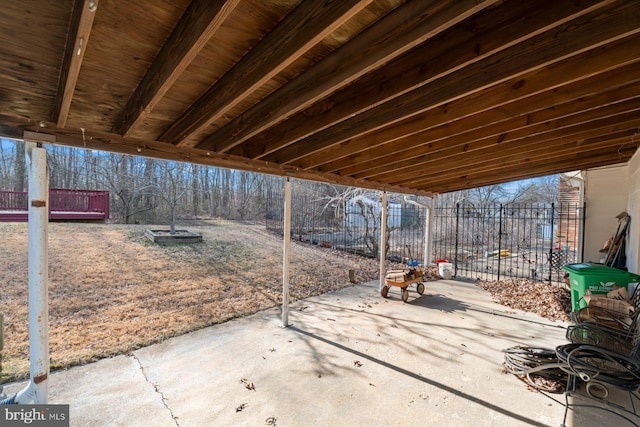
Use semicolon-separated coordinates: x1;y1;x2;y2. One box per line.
1;0;639;195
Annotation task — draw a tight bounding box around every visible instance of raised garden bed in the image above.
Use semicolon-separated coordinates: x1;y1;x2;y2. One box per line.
145;229;203;244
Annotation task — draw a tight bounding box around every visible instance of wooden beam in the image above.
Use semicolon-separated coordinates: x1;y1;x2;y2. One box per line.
238;0;617;162
350;95;640;181
398;137;640;193
262;1;640;165
0;115;431;196
416;141;638;193
198;0;499;153
160;0;374;146
300;37;640;171
53;0;98;127
111;0;240;136
388;121;640;187
405;131;640;186
333;85;640;177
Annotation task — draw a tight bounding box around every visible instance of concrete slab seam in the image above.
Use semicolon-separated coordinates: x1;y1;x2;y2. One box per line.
130;353;180;427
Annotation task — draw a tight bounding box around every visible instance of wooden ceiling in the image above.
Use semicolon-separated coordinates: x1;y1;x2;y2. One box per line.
1;0;639;195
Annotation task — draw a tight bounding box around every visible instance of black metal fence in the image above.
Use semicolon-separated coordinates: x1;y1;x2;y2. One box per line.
432;202;585;283
266;188;584;283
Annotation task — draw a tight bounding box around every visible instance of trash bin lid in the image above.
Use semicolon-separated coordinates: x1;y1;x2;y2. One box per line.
562;262;640;280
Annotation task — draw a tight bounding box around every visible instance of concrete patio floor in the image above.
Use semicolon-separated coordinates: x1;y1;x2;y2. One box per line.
2;278;637;426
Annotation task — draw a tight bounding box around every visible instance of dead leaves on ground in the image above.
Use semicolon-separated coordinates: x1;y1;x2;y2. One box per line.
477;278;571;322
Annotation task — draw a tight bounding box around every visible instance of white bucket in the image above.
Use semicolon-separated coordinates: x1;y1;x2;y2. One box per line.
438;262;453;279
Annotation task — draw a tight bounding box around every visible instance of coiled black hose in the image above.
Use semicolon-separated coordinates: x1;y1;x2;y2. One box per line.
503;346;567;392
555;343;640;391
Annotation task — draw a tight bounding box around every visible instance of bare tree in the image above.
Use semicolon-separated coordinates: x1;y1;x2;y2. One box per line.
157;161;189;234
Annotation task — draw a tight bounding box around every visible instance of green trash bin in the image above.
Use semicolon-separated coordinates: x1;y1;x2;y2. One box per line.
562;263;640;311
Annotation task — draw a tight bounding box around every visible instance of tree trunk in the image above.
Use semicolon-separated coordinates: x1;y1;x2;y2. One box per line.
14;140;25;192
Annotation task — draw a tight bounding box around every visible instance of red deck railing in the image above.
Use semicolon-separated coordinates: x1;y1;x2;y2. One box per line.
0;189;109;222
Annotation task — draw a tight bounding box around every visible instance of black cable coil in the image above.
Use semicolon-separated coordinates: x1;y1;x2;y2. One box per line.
555;343;640;391
503;346;567;393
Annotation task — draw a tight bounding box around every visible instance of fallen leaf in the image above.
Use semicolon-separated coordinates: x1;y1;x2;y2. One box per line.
266;416;277;426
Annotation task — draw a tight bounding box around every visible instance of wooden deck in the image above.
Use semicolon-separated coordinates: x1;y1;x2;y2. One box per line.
0;189;109;222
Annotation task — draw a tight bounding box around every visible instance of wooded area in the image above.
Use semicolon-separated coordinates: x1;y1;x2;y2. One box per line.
0;139;559;225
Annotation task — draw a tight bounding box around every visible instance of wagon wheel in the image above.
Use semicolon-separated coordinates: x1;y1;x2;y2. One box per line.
381;285;389;298
401;288;409;302
416;282;425;295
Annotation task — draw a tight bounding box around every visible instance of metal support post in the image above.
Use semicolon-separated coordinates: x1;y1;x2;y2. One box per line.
15;142;49;404
497;204;503;281
282;178;292;328
379;191;388;291
423;198;434;266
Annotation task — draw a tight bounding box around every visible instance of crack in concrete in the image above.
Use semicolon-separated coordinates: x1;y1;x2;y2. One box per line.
131;353;180;427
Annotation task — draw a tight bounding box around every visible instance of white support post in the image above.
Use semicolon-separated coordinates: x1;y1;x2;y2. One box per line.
424;197;434;266
282;178;292;328
16;142;49;404
379;191;388;291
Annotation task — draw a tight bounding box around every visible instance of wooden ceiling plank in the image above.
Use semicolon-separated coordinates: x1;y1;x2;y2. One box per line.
0;114;430;196
387;120;640;186
263;1;640;165
160;0;374;146
199;0;499;153
350;94;640;181
111;0;240;137
412;136;639;192
243;0;617;162
53;0;98;128
301;36;640;171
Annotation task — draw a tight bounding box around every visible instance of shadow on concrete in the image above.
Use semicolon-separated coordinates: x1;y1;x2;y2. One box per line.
408;293;470;312
290;325;549;427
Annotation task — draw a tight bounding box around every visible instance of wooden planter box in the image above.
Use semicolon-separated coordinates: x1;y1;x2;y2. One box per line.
145;229;203;244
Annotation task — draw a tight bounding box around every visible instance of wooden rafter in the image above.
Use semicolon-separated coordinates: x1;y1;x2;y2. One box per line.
261;0;640;165
53;0;98;127
354;100;640;182
111;0;240;137
413;137;639;193
300;32;640;172
230;0;615;161
161;0;374;146
338;82;640;177
198;0;499;153
381;116;640;185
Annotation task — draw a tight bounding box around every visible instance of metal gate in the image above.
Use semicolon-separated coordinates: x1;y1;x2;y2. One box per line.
432;202;585;283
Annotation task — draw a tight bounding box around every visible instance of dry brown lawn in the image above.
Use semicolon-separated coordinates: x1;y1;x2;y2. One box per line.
0;220;390;383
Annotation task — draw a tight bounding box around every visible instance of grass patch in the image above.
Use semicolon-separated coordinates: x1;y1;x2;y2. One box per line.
0;221;385;383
